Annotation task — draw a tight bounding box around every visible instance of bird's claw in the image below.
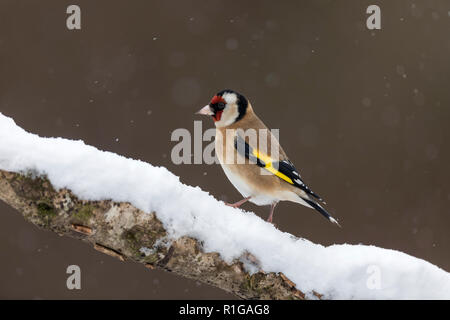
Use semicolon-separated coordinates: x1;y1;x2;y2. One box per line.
225;202;239;208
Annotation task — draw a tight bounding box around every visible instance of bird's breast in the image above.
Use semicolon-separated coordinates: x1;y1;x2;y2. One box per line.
215;128;284;206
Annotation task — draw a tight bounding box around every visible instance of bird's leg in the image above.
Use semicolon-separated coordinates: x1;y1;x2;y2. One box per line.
225;196;251;208
267;202;278;223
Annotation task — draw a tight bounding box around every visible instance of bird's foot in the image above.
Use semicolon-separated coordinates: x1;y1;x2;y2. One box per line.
225;202;240;208
225;196;251;208
266;202;277;224
266;219;277;228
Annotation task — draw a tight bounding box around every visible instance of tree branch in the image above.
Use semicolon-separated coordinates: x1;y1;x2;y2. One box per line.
0;169;312;300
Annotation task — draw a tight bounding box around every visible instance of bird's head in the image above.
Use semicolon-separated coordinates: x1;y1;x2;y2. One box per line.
196;89;248;127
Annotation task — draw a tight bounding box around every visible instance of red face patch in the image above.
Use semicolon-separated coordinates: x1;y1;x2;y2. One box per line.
210;95;226;105
210;95;226;122
213;110;223;122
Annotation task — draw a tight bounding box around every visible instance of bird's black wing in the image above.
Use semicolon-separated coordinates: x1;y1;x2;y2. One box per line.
234;135;324;203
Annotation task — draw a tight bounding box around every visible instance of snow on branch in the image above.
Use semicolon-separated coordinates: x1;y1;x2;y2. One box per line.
0;112;449;299
0;170;304;299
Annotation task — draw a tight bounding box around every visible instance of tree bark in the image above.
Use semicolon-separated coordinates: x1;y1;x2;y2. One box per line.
0;169;317;300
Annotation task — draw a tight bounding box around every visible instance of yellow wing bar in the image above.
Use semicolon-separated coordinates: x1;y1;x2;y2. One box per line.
251;148;294;185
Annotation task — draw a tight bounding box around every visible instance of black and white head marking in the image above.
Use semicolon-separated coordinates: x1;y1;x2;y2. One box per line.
210;89;248;127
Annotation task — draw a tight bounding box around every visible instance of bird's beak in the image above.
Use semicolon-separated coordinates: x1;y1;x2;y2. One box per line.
196;105;214;116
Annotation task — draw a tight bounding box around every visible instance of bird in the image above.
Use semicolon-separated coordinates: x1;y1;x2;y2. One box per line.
196;89;340;226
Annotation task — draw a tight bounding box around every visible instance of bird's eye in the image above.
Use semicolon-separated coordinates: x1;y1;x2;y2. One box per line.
217;102;226;110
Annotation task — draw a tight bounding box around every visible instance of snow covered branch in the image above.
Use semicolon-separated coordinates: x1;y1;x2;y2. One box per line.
0;169;307;299
0;112;449;299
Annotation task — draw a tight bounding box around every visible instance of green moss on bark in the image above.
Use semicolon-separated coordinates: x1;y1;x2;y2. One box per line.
36;200;57;226
122;225;165;263
71;204;94;225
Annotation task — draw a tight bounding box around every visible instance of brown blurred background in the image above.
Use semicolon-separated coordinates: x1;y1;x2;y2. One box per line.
0;0;449;299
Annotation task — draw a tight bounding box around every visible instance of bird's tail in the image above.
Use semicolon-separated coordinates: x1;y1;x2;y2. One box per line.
301;197;341;227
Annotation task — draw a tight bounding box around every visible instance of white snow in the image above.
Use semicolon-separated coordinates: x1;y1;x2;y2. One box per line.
0;112;449;299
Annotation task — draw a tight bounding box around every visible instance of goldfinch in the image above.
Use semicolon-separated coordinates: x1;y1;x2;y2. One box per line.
196;89;339;226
